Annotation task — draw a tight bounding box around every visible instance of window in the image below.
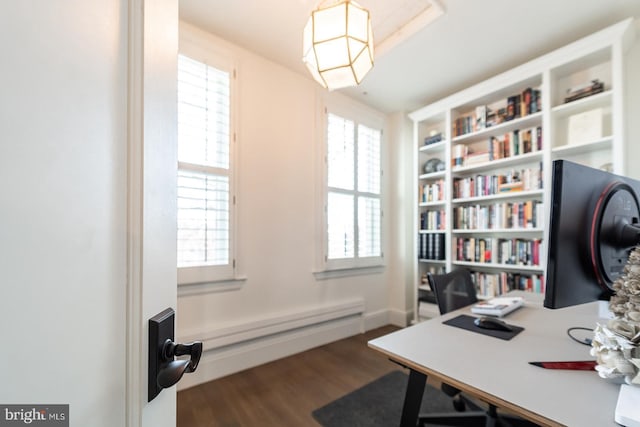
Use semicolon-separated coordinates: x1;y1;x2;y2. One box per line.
177;53;236;284
324;111;383;270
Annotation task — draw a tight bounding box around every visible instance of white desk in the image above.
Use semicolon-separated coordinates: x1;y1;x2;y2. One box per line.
368;292;621;426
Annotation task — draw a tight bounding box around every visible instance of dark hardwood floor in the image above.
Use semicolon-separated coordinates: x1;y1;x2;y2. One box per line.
177;325;403;427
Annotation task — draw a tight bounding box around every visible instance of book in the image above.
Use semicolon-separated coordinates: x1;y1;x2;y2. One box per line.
424;132;444;146
471;296;524;317
475;105;487;130
498;181;524;193
564;79;604;103
465;151;490;166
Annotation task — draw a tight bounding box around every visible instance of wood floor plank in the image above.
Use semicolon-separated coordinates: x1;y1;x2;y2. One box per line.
177;325;402;427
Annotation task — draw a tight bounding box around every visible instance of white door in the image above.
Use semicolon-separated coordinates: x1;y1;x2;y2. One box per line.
0;1;179;426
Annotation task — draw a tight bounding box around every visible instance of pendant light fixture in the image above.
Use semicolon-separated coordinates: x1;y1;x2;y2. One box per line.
302;0;374;90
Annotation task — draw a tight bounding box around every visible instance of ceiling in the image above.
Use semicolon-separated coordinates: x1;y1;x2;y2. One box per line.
179;0;640;114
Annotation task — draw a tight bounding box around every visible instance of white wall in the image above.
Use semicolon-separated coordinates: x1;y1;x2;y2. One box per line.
176;23;407;389
0;1;128;425
625;20;640;179
387;112;416;325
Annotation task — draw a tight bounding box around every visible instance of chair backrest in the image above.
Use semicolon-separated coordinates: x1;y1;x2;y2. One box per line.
428;268;478;315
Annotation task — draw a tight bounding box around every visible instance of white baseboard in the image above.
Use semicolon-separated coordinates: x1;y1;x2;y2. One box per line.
388;308;411;327
179;299;366;348
362;308;390;331
176;299;375;390
177;314;362;390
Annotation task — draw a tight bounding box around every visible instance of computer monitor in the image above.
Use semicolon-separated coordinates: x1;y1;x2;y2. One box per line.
544;160;640;309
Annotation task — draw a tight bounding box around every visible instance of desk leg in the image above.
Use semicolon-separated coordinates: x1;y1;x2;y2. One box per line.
400;369;426;427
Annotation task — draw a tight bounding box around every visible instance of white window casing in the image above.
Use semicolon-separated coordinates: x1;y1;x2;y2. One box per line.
177;51;237;285
323;101;384;271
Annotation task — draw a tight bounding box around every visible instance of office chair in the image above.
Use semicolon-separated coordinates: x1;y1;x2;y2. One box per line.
419;268;537;427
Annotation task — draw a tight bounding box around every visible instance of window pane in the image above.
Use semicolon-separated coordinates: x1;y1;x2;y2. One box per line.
178;54;230;169
177;170;230;267
358;124;381;194
327;113;354;190
328;192;354;259
358;196;381;257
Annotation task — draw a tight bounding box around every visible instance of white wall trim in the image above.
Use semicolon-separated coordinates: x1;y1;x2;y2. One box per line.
362;308;390;331
388;308;411;328
180;299;365;347
177;277;247;297
178;315;363;390
125;1;144;425
177;300;367;390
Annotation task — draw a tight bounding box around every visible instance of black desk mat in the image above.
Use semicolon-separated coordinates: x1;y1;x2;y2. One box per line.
443;314;524;341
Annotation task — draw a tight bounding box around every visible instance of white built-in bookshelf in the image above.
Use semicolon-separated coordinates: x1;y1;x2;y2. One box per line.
411;18;636;322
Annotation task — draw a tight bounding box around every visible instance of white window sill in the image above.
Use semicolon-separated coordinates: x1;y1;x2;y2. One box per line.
177;276;247;296
313;265;385;280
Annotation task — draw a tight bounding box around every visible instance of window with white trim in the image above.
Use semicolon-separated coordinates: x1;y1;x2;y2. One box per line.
324;111;383;270
177;53;236;284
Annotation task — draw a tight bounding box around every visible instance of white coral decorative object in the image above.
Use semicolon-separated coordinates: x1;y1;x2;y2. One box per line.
591;246;640;385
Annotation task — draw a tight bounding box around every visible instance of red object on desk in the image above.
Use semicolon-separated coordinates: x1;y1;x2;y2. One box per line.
528;360;597;370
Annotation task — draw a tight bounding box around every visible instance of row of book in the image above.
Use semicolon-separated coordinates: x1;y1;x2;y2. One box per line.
453;115;478;139
420;209;446;231
490;126;542;159
455;237;543;266
518;87;543;117
453;167;542;199
452;200;544;230
452;126;543;168
418;232;446;261
423;132;444;146
564;79;604;103
452;87;542;137
499;88;542;123
420;179;445;203
471;271;545;298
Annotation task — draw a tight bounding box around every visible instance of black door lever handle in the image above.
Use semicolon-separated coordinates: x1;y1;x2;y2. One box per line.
157;360;191;389
157;340;203;389
163;340;202;372
148;308;204;402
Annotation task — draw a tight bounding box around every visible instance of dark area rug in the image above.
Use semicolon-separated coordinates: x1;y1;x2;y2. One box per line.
312;370;454;427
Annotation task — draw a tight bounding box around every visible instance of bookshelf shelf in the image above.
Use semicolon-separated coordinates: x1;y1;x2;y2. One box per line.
452;112;543;144
409;18;634;323
452;228;544;235
419;171;446;180
551;90;612;118
419;259;447;264
451;261;544;273
551;136;612;156
452;189;544;204
451;151;543;175
419;140;447;153
419;200;446;208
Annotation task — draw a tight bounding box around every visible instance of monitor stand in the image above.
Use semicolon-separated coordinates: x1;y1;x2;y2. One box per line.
615;384;640;427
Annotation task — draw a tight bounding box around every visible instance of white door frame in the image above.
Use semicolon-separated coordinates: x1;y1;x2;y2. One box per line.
126;0;145;423
125;0;179;425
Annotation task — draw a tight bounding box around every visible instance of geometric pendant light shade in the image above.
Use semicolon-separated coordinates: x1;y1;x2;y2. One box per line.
303;0;374;90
